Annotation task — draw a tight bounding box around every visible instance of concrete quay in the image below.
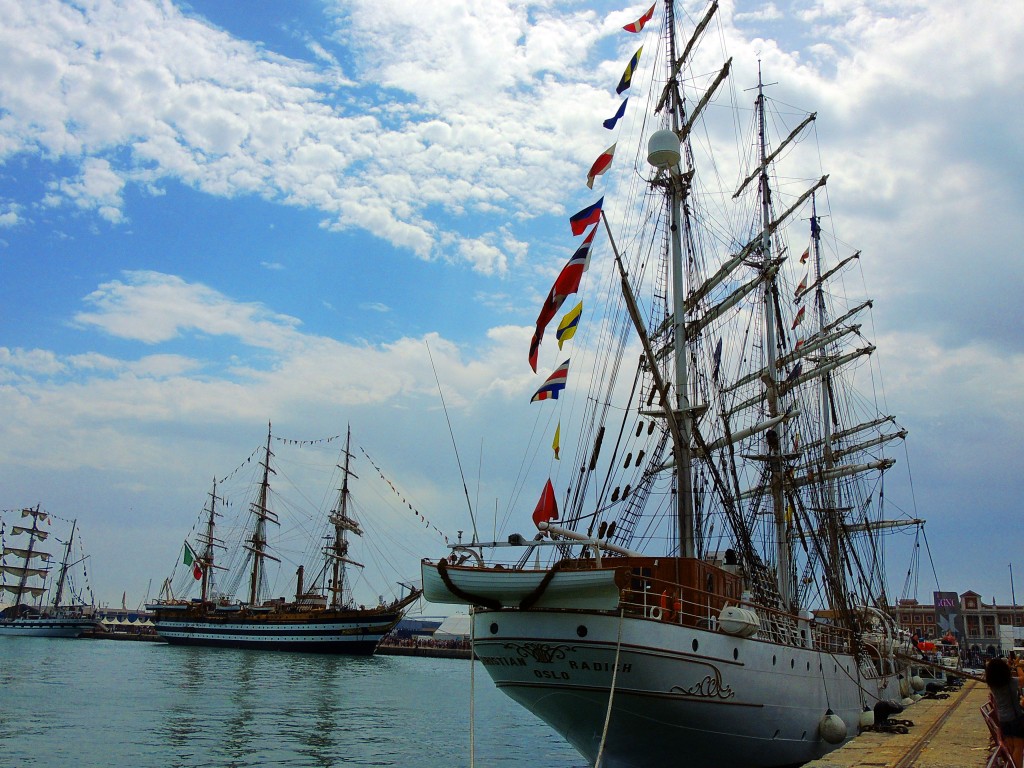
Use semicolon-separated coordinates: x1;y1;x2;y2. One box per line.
376;641;471;659
804;680;993;768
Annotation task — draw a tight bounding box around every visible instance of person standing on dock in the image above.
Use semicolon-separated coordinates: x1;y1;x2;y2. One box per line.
985;656;1024;767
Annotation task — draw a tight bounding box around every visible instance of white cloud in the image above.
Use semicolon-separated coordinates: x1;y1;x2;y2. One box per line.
0;273;535;485
73;271;302;349
736;3;783;23
0;0;618;273
0;206;19;227
0;346;66;376
52;157;126;222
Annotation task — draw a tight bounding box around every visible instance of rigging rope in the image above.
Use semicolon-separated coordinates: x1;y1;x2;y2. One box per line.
595;608;626;768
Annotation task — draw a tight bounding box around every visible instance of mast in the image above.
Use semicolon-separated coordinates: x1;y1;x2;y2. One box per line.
811;196;842;606
754;65;793;608
1012;563;1017;609
5;505;50;616
663;0;696;559
197;478;222;603
246;423;280;605
326;426;364;609
50;517;76;610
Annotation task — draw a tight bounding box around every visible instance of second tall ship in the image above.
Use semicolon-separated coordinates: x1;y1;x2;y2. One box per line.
149;425;421;654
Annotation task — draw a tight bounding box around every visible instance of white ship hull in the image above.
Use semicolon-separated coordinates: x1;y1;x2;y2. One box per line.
0;616;102;638
152;615;397;654
472;609;904;768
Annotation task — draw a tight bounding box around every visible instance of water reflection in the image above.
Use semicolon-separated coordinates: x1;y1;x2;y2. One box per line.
10;642;584;768
222;650;260;766
159;646;217;763
156;648;403;766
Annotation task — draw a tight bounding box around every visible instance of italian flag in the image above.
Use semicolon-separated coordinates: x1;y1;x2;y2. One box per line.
183;541;203;580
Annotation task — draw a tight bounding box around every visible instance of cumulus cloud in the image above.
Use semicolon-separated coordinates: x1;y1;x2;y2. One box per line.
0;0;620;274
0;206;20;227
73;271;303;349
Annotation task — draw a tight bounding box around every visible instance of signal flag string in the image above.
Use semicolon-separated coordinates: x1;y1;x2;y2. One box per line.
359;446;450;544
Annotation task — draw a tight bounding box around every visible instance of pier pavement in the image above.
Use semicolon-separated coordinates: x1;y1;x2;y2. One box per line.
804;679;992;768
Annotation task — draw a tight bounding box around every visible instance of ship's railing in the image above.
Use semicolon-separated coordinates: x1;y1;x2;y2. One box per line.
745;601;853;654
618;573;727;630
616;572;853;653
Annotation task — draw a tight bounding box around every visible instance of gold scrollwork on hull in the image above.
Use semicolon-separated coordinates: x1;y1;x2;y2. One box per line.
503;641;573;664
670;667;735;700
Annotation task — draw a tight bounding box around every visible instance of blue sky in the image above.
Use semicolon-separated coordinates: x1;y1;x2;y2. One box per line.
1;0;1022;611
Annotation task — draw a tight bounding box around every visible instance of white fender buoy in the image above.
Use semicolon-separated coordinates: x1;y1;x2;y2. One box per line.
901;696;914;707
898;676;911;698
819;710;848;744
911;675;925;692
858;706;874;729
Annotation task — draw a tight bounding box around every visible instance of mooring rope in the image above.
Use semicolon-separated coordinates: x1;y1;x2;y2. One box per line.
595;608;625;767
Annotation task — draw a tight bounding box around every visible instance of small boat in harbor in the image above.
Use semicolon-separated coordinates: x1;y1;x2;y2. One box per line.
149;424;421;654
1;506;103;638
422;2;921;766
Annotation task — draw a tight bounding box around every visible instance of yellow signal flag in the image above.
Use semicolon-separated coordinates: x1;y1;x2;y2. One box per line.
556;301;583;350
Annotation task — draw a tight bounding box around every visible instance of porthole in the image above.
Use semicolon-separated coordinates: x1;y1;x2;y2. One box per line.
733;648;739;660
489;623;499;635
692;639;699;652
790;659;795;668
577;625;588;638
807;661;811;671
772;655;777;665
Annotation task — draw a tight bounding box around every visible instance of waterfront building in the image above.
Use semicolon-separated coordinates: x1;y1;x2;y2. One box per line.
895;591;1024;655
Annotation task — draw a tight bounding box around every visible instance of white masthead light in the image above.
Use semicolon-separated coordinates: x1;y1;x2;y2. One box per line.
647;129;681;169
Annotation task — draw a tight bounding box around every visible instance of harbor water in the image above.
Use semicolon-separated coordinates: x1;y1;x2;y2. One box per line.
0;637;585;767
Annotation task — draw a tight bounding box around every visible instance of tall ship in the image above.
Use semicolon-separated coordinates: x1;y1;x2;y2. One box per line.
150;425;421;654
422;2;918;766
1;506;102;638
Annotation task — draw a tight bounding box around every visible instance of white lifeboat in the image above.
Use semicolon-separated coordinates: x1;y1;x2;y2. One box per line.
718;606;760;637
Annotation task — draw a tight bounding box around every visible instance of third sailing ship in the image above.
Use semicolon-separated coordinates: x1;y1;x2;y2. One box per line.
1;506;101;638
